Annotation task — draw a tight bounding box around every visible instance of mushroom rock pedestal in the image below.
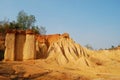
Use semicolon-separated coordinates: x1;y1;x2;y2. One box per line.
23;30;36;60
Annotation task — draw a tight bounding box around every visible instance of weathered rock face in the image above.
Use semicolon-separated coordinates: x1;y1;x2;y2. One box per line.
36;33;92;66
4;30;70;61
2;31;120;80
4;33;15;61
3;31;94;64
36;35;47;59
36;33;69;47
23;32;36;60
0;33;5;50
36;33;70;58
45;37;91;67
0;33;6;60
15;31;26;61
4;30;36;61
45;34;61;47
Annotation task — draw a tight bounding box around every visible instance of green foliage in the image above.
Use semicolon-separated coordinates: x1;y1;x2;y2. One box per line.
16;10;46;34
39;26;47;35
32;26;46;34
0;10;46;34
9;21;19;29
0;20;9;34
17;10;36;29
85;44;93;50
0;25;5;33
99;48;103;50
111;45;114;49
32;26;39;34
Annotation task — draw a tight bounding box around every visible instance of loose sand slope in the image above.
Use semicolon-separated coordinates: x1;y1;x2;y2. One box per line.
0;37;120;80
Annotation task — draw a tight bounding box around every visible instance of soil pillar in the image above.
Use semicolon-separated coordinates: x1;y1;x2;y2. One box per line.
4;30;16;61
23;30;36;60
15;30;26;61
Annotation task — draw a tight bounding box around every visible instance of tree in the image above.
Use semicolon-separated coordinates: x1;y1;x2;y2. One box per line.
32;26;46;34
0;20;9;34
0;10;46;34
39;26;46;35
16;10;46;34
17;10;36;29
85;44;93;50
111;45;114;49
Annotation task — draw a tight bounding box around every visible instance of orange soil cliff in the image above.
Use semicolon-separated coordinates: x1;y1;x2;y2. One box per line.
4;29;70;61
35;33;69;58
36;33;69;47
4;30;36;61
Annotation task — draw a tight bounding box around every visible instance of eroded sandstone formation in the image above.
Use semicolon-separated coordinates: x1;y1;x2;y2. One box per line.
35;32;93;67
36;33;69;58
4;30;16;61
4;30;70;61
45;37;91;67
4;30;36;61
23;30;36;60
0;33;5;50
2;30;120;80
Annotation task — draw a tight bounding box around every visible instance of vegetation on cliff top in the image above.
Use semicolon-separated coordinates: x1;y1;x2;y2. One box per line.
0;10;46;34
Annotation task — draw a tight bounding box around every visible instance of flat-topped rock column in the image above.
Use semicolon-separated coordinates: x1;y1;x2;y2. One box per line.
23;30;36;60
4;30;16;61
15;30;26;61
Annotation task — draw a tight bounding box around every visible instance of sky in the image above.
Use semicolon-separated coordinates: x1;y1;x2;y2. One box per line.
0;0;120;49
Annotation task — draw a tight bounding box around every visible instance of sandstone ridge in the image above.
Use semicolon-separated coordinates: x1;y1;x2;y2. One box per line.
46;38;90;66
